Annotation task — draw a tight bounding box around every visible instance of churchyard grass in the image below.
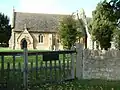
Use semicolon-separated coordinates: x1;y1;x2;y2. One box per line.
0;48;69;69
0;54;65;69
0;47;20;52
38;79;120;90
0;56;42;69
1;76;120;90
0;48;50;68
0;47;48;52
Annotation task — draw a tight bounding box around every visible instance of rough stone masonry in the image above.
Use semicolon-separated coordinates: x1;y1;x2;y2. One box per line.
82;49;120;80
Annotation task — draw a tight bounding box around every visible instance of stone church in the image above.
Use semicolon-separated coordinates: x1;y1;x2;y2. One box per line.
9;8;96;50
9;9;69;50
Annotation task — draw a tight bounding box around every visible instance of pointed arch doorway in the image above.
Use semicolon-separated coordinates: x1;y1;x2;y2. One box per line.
20;38;27;49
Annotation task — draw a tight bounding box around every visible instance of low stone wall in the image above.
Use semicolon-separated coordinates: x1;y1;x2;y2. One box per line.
82;49;120;80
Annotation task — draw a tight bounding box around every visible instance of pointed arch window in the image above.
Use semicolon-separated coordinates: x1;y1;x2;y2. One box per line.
39;34;44;43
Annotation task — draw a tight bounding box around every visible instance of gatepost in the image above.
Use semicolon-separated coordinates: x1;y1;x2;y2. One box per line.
76;43;83;79
71;46;76;79
23;40;28;89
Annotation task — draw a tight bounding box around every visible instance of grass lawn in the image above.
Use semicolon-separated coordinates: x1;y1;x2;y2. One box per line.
1;78;120;90
40;79;120;90
0;47;70;69
0;47;50;52
0;47;18;52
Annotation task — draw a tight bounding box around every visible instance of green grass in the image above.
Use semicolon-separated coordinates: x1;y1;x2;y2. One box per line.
1;76;120;90
39;79;120;90
0;47;51;52
0;47;18;52
0;52;69;69
0;55;43;69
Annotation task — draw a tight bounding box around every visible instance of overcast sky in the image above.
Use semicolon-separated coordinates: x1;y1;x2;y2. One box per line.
0;0;103;23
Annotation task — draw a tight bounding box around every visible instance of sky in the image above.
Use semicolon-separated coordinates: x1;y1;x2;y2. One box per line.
0;0;103;24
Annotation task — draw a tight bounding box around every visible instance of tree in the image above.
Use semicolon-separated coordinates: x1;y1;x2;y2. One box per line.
89;0;116;50
0;13;11;46
108;0;120;49
87;18;92;35
58;15;77;49
109;0;120;23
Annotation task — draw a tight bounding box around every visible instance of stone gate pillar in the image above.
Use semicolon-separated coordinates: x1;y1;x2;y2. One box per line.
76;43;83;79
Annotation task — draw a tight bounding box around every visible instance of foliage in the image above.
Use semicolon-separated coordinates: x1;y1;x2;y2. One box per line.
87;17;92;34
58;13;88;49
108;0;120;49
89;0;116;50
58;15;77;49
109;0;120;23
0;13;11;46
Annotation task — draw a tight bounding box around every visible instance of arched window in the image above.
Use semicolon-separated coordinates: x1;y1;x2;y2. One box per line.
39;34;44;43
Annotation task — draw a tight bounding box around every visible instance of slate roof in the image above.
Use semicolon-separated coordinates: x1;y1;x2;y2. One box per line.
13;12;69;32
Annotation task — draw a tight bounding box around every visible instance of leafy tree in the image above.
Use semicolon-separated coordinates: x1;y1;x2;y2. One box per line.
89;0;116;50
109;0;120;22
88;18;93;35
58;15;77;49
0;13;11;46
108;0;120;49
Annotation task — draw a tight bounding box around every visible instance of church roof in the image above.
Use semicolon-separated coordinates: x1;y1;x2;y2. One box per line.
13;12;69;32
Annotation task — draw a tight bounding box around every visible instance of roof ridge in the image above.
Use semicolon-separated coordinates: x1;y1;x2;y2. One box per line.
15;11;70;16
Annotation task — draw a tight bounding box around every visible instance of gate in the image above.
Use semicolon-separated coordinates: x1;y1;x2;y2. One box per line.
0;48;76;89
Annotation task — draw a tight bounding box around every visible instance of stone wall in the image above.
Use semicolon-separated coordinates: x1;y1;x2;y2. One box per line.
82;49;120;80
